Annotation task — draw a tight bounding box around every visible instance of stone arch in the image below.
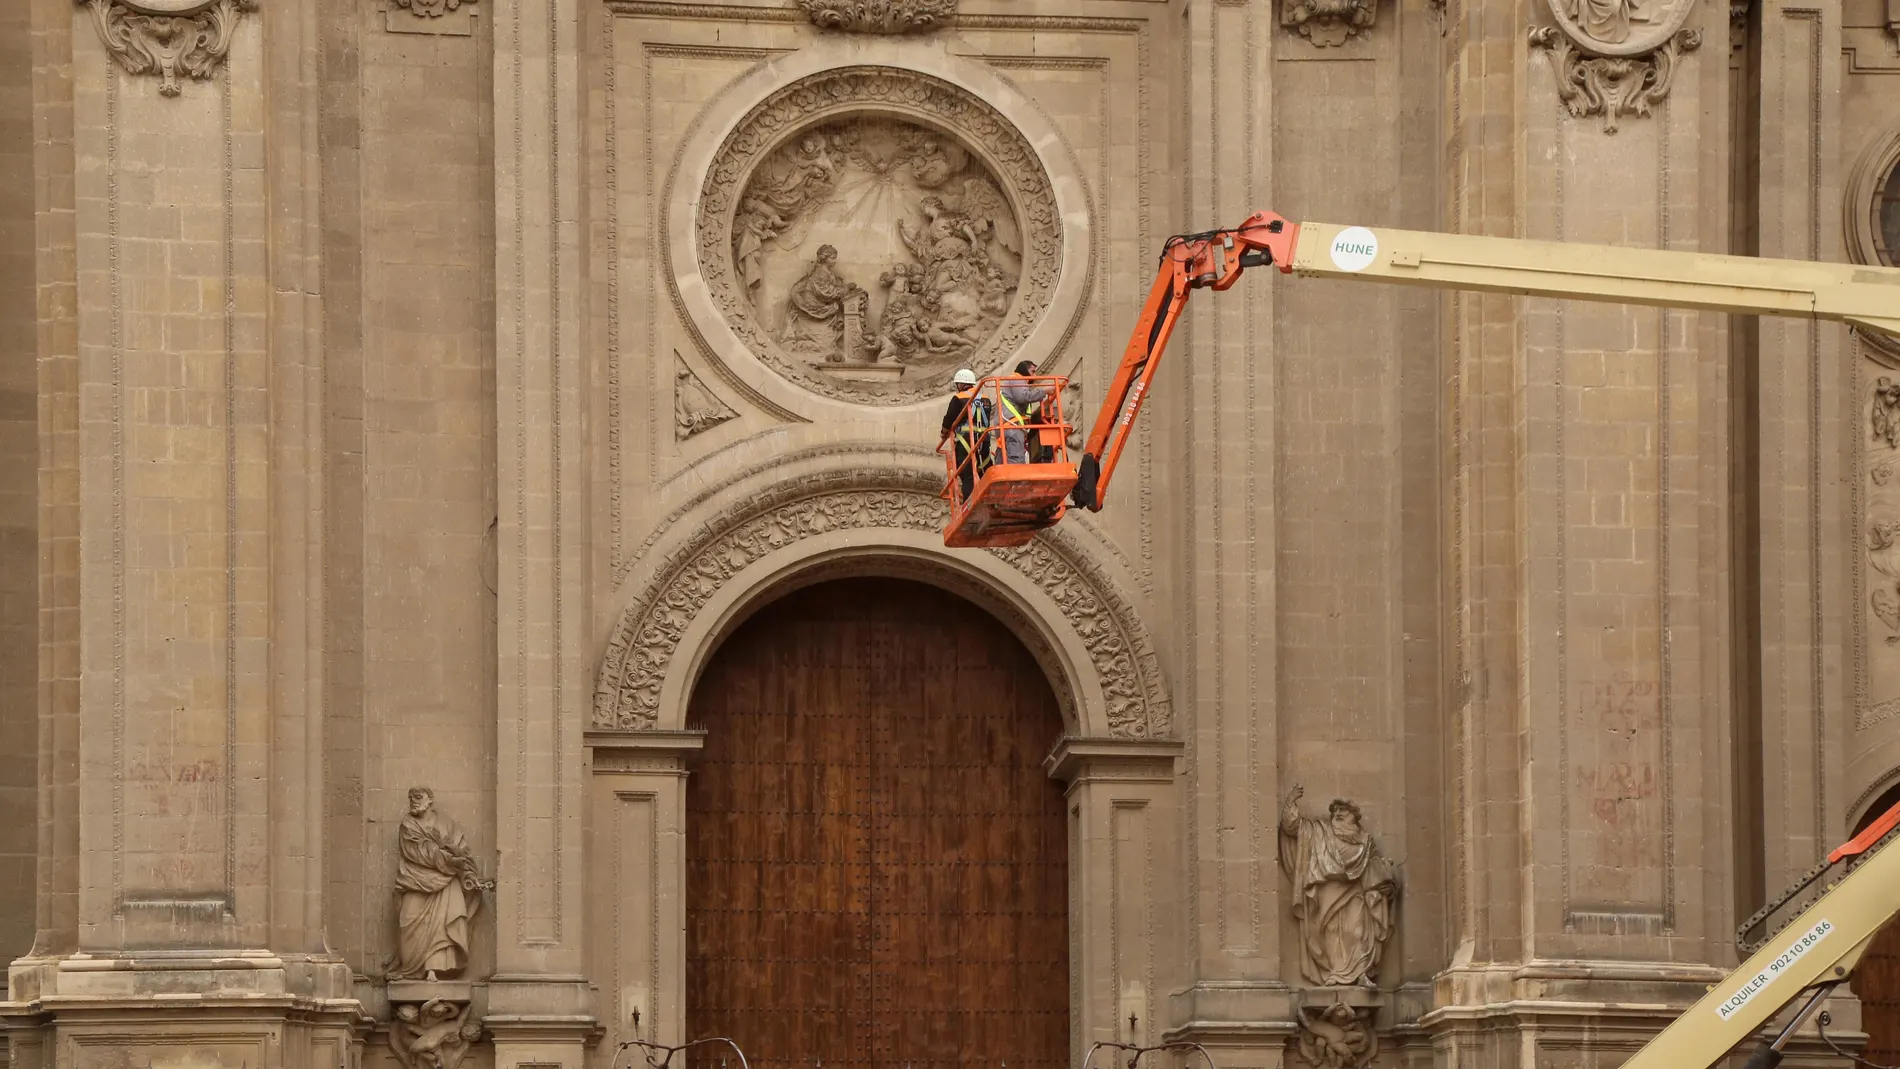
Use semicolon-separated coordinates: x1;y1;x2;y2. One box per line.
592;469;1171;739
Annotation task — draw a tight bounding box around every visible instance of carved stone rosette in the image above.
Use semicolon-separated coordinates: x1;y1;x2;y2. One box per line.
693;67;1063;408
1529;0;1701;134
79;0;257;98
796;0;958;33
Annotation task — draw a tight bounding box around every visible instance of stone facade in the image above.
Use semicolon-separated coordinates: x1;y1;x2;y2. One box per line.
0;0;1898;1068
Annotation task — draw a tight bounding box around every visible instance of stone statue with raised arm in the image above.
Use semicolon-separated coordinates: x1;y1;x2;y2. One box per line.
1277;784;1399;988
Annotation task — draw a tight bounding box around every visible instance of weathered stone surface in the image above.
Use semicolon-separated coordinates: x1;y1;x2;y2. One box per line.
0;0;1897;1067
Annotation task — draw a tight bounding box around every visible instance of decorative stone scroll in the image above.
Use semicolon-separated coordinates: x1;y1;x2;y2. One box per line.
796;0;958;33
79;0;256;97
387;997;483;1069
696;67;1063;408
1529;0;1701;134
593;471;1170;738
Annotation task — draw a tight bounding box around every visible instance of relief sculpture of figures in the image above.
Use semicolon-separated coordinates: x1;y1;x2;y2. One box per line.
388;787;495;982
1277;784;1399;988
728;118;1024;389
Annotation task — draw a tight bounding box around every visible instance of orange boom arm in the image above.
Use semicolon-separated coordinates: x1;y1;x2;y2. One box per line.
1069;211;1298;511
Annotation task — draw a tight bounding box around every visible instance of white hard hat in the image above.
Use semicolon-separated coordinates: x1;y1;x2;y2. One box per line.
952;368;977;385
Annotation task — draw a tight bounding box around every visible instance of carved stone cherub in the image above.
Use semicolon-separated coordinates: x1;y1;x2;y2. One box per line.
1295;1002;1378;1069
388;998;482;1069
1277;784;1399;988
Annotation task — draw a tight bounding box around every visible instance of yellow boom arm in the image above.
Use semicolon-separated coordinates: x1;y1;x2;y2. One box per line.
1069;211;1900;515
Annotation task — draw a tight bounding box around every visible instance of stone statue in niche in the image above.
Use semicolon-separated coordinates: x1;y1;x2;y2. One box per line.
1280;0;1378;46
388;998;483;1069
1294;1001;1378;1069
1277;784;1398;988
388;787;495;981
730;118;1023;388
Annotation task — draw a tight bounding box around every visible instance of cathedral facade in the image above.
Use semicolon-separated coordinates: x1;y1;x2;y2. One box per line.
0;1;1898;1068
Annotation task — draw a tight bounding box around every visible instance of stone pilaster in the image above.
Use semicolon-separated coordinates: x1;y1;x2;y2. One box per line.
492;0;597;1061
585;732;705;1062
1170;0;1289;1056
2;0;362;1063
1049;739;1189;1059
1427;0;1737;1063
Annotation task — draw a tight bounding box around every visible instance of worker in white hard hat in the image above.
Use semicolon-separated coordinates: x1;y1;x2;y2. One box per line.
939;368;991;501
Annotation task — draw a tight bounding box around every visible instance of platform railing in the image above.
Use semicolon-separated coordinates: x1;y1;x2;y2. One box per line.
937;374;1074;514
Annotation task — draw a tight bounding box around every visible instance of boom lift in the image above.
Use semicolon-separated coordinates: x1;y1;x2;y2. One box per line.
937;213;1900;1064
936;210;1900;548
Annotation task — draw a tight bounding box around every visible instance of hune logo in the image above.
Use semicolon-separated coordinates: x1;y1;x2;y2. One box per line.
1328;226;1379;272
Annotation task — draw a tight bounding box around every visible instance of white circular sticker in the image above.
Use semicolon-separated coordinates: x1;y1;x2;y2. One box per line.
1328;226;1380;272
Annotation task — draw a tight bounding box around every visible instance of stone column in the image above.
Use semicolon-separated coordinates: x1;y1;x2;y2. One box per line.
1426;1;1737;1063
2;0;359;1063
585;732;707;1062
1049;739;1186;1061
491;0;596;1062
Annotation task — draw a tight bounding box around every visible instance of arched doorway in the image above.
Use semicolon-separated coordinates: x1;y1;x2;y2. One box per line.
1855;781;1900;1064
684;576;1070;1069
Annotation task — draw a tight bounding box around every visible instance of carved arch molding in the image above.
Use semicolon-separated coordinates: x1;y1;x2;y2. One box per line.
593;471;1172;739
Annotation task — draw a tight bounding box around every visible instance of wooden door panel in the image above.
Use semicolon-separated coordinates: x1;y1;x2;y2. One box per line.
687;578;1068;1069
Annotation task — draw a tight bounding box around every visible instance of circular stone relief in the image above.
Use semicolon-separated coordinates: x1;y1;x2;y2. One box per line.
696;67;1062;407
1542;0;1695;57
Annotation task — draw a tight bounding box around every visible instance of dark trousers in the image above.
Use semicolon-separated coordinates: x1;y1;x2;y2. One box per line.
955;442;974;500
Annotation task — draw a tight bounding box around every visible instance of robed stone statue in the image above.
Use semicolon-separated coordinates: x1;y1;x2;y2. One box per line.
1277;784;1398;988
389;786;494;981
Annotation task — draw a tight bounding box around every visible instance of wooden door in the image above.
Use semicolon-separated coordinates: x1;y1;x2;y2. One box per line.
685;577;1069;1069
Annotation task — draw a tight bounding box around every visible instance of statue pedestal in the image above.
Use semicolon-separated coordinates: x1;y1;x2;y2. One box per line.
1291;987;1386;1069
388;979;474;1006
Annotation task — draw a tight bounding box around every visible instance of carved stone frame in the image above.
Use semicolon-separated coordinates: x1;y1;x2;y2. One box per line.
1847;124;1900;363
663;37;1093;419
592;466;1172;739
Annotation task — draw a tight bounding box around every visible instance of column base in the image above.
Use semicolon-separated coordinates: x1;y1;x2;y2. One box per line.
1422;959;1862;1069
0;953;367;1069
485;976;600;1069
1162;982;1298;1069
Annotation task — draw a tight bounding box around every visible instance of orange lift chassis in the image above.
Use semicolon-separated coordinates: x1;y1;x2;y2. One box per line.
937;209;1900;549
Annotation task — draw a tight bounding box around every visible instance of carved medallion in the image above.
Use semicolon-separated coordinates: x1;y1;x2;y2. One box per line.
1541;0;1696;56
79;0;256;97
696;68;1062;407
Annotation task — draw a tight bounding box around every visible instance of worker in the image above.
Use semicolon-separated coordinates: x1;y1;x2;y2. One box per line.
939;368;991;500
998;359;1053;465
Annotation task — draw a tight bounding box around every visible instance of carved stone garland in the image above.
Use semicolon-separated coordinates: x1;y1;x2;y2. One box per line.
593;471;1170;738
796;0;958;33
1528;0;1701;134
692;67;1063;408
80;0;256;97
